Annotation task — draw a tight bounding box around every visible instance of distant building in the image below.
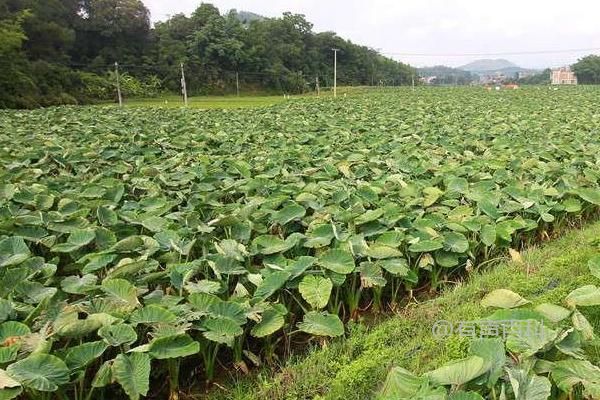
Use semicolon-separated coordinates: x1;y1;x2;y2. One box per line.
479;72;507;85
517;71;535;79
551;67;577;85
419;76;437;84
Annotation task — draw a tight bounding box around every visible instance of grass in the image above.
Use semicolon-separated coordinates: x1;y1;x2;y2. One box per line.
111;94;290;109
203;220;600;400
98;87;376;109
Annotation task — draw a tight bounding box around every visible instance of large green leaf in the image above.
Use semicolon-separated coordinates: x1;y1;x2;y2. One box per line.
272;203;306;225
355;209;384;225
378;367;424;399
506;320;557;357
188;292;221;314
112;353;150;400
0;321;30;342
202;317;243;346
304;225;335;248
317;249;355;274
469;338;505;388
423;186;444;207
425;355;489;386
148;334;200;359
299;275;332;309
110;236;144;253
480;289;530;309
576;188;600;206
589;255;600;280
252;233;303;255
551;359;600;399
297;311;344;337
65;341;108;370
91;360;113;388
408;239;444;253
53;312;118;338
98;324;137;346
0;237;31;267
572;309;595;341
250;308;285;338
129;305;177;326
252;271;291;302
6;354;69;392
60;274;98;294
377;258;409;276
480;224;496;246
443;232;469;253
506;363;551;400
102;278;140;307
365;245;403;259
97;206;118;226
565;285;600;307
140;215;168;232
534;303;571;323
477;198;500;220
51;228;96;253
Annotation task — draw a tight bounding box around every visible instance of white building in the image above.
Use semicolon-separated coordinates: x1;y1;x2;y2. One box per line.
551;67;577;85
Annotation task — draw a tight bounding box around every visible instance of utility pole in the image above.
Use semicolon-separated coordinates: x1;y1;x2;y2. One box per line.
235;71;240;97
332;48;339;97
371;61;375;87
412;74;415;92
114;62;122;107
315;76;320;96
371;48;381;87
180;63;188;106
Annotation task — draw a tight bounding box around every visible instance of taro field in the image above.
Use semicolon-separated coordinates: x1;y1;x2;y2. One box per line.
0;87;599;399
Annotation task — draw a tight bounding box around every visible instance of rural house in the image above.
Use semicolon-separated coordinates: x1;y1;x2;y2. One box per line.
551;67;577;85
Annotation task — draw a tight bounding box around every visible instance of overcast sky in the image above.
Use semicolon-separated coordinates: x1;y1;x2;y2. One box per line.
143;0;600;69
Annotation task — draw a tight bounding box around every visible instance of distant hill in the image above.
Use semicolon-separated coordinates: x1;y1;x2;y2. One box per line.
236;11;264;25
458;59;519;72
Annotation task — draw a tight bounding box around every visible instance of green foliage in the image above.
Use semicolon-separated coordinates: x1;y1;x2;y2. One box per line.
380;275;600;399
205;222;600;400
0;87;600;398
518;69;551;85
572;55;600;84
1;1;416;108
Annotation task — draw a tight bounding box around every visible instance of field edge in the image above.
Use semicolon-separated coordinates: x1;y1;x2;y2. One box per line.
204;220;600;400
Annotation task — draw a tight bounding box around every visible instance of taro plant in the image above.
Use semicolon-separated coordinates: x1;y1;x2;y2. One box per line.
378;260;600;400
0;88;600;398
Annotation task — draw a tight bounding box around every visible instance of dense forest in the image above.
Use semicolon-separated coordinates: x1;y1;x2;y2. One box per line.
0;0;416;108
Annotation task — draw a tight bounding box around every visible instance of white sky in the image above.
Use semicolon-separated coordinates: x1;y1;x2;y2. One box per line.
143;0;600;69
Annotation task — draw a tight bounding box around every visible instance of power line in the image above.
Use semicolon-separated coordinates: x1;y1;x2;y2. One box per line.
381;47;600;57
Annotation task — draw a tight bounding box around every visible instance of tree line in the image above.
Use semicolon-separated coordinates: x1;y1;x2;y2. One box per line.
572;55;600;84
0;0;416;108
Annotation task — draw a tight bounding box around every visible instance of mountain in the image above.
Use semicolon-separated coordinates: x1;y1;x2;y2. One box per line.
236;11;264;25
458;59;519;72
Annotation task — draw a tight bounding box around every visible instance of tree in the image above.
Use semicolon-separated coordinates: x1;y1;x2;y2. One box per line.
0;9;36;108
17;0;79;63
0;1;418;107
517;69;550;85
572;55;600;84
74;0;151;64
